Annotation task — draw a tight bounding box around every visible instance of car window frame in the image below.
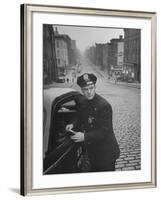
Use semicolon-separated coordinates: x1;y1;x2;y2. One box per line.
45;92;81;154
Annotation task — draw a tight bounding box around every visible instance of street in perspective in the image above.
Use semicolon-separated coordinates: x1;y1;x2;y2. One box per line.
43;24;141;171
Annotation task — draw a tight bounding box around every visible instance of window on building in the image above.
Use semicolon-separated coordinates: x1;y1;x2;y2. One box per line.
61;41;63;48
56;40;59;48
57;59;60;65
57;49;60;57
118;52;123;56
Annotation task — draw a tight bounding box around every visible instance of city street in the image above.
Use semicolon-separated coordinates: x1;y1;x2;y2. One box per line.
71;59;141;171
50;59;141;171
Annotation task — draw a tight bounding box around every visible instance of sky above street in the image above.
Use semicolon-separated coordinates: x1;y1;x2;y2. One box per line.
53;25;124;53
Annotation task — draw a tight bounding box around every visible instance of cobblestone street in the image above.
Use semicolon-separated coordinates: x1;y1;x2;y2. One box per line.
50;60;141;171
72;61;141;171
106;84;141;171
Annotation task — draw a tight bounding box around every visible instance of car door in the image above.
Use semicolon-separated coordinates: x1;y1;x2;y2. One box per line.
43;92;84;175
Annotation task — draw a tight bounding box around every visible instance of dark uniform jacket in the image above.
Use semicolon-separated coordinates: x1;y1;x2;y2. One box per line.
78;93;120;171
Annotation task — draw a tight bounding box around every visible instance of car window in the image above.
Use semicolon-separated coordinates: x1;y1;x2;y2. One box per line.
46;97;79;155
44;95;84;174
58;100;77;113
56;99;78;140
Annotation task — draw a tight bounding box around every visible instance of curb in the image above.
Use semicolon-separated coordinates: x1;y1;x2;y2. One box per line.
92;64;140;89
106;80;141;89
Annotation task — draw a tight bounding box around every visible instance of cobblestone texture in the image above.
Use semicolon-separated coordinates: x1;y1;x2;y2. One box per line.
53;61;141;171
88;63;141;171
95;70;141;171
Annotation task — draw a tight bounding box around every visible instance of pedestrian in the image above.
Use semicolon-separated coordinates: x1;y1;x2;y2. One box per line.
114;75;117;84
66;73;120;172
66;78;69;83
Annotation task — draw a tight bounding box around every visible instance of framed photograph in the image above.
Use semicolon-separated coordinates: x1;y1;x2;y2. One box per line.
20;4;157;196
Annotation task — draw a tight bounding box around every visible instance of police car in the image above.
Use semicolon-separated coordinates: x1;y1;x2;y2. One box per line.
43;87;85;175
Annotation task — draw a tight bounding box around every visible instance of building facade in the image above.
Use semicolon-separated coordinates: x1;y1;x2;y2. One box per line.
70;40;78;66
54;29;71;76
86;46;96;65
102;44;109;71
109;35;124;78
95;43;104;69
43;24;58;84
86;35;126;80
124;29;141;82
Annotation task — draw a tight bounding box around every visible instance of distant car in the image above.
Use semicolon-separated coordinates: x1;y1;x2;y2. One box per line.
56;76;65;83
116;76;123;82
43;88;85;175
127;77;134;83
59;72;66;76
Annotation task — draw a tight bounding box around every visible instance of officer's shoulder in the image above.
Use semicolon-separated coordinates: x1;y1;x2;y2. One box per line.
95;94;112;109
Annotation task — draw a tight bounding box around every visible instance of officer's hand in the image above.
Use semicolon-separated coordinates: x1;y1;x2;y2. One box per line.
70;132;84;142
65;124;74;132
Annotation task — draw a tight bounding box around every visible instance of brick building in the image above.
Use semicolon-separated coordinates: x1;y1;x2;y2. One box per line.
54;27;71;76
43;24;58;84
123;29;141;82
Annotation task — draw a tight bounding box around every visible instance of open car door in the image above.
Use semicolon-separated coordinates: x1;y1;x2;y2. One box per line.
43;92;85;175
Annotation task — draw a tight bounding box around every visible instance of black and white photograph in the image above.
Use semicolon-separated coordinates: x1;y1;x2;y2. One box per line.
20;4;156;195
43;24;141;175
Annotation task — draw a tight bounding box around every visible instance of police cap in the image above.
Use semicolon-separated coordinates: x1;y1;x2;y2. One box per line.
77;73;97;88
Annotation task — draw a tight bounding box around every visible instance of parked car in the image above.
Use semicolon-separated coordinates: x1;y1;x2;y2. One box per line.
126;77;134;83
56;75;65;83
43;87;85;175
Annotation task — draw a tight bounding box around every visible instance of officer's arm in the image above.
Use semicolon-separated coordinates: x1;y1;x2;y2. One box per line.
85;104;113;144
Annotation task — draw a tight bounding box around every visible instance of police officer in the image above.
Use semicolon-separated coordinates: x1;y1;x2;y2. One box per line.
66;73;120;172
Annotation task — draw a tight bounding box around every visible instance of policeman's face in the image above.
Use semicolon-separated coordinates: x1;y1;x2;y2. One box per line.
81;84;96;100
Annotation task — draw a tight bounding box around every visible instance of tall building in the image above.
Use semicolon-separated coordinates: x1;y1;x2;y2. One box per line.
86;46;96;64
70;40;77;65
54;27;71;76
107;43;112;75
95;43;104;70
124;29;141;82
102;43;110;72
43;24;58;84
95;43;103;67
110;35;124;77
86;35;124;79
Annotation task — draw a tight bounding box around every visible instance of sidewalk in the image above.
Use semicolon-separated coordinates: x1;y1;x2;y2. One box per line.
92;64;140;89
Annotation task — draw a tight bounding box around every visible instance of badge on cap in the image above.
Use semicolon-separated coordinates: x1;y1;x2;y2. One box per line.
83;74;89;81
77;73;97;87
